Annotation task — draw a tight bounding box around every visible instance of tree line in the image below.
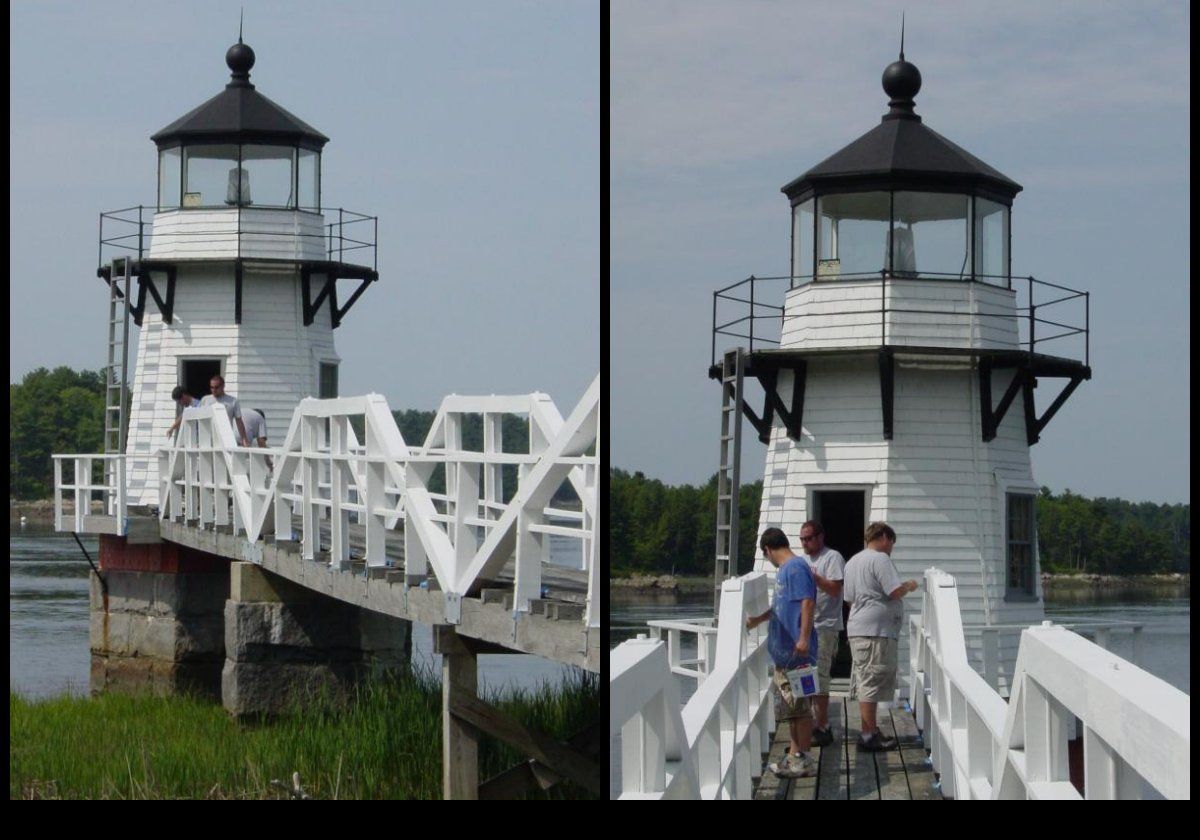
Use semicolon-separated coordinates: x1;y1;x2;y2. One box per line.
9;367;575;505
611;468;1189;577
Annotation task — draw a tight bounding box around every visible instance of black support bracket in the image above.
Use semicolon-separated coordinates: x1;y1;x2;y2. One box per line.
233;260;243;325
980;360;1028;442
878;349;894;440
758;362;806;442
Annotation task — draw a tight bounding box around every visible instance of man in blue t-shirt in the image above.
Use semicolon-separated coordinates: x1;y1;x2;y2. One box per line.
746;527;819;778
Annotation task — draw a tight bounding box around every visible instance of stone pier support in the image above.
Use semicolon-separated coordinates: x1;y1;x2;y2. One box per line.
221;562;412;717
89;535;229;698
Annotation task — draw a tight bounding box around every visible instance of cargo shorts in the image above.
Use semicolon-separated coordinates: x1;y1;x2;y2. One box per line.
815;629;839;696
771;667;814;722
848;636;898;703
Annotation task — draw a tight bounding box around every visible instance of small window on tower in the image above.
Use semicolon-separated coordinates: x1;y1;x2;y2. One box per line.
1006;493;1037;600
319;362;338;399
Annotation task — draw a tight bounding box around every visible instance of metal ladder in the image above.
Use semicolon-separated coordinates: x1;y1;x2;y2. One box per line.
714;347;745;615
103;257;132;513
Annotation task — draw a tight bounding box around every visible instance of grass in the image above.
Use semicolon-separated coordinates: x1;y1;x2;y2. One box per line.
10;665;598;799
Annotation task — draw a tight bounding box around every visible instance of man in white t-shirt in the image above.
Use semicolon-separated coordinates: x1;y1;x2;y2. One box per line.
799;520;846;747
199;375;249;447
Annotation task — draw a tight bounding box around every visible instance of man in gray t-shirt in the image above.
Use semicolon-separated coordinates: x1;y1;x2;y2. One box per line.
799;520;845;745
199;374;249;447
844;522;919;752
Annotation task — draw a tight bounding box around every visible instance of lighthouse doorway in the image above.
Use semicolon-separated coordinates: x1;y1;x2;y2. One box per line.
180;358;224;401
811;489;867;678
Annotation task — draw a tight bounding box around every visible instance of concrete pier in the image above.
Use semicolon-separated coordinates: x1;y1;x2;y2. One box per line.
222;562;412;717
89;535;228;698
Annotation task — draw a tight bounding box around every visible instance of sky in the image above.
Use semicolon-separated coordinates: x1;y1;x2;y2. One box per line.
9;0;598;418
611;0;1189;505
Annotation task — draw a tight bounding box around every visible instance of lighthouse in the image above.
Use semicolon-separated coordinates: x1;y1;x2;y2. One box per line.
109;35;377;505
712;49;1091;692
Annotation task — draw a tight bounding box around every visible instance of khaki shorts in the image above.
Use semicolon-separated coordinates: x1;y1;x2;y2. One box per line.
848;636;898;703
815;629;839;696
771;668;814;722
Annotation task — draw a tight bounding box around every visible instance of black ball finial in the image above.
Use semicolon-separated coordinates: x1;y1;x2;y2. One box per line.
882;60;921;100
226;41;256;76
881;59;921;121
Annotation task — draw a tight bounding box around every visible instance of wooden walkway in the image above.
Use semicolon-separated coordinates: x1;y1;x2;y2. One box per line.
755;686;941;800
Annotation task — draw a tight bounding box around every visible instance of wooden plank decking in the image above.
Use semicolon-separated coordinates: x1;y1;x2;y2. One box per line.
753;682;941;801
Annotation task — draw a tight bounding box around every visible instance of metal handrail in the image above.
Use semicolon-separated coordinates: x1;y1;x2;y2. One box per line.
711;270;1091;369
98;204;379;272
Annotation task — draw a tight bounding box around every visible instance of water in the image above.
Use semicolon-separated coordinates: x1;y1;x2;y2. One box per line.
10;523;586;699
610;588;1191;695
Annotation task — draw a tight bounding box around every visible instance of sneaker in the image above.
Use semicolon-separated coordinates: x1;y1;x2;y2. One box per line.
812;727;834;747
858;729;899;752
769;752;817;778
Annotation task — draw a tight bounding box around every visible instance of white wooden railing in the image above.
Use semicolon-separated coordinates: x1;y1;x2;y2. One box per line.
55;378;600;629
645;618;718;682
610;572;773;799
910;567;1190;800
51;453;157;535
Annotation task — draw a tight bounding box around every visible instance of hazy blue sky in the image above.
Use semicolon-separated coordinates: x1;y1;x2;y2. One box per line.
612;0;1189;504
10;1;598;416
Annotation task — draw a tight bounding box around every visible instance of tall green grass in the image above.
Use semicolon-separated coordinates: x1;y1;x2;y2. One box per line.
10;665;598;799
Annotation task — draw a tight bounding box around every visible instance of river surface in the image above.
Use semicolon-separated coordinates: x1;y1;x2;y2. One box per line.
10;524;586;699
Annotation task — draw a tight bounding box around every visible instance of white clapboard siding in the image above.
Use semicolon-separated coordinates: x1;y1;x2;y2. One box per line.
123;264;340;506
148;208;327;262
755;347;1042;690
781;279;1019;350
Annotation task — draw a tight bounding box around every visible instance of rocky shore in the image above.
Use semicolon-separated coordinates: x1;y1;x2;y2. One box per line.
10;498;104;523
1041;572;1189;591
610;574;681;592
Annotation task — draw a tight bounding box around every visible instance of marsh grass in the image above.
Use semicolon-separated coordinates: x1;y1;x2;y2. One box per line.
10;665;598;799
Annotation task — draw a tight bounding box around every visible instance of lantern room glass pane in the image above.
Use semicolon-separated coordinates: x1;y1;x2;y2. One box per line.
298;148;320;211
816;192;890;279
241;145;296;208
792;199;814;282
158;147;181;210
183;144;241;207
974;198;1009;284
892;192;971;278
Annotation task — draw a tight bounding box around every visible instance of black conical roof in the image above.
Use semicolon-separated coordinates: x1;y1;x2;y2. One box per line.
782;58;1021;205
151;40;329;150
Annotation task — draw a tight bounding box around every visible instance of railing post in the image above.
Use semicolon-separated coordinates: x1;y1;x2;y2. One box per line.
1131;625;1144;667
749;275;755;353
1028;277;1036;357
880;269;887;346
1085;291;1090;367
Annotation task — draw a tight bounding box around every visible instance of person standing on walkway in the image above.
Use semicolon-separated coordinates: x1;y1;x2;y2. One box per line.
746;527;819;778
844;522;919;752
799;520;845;747
200;374;250;447
165;386;199;440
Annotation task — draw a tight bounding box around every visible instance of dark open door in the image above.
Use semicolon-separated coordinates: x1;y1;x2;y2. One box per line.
812;489;866;678
181;358;223;402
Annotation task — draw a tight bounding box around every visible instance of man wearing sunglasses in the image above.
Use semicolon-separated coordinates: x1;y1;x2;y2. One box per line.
199;374;250;448
798;521;845;747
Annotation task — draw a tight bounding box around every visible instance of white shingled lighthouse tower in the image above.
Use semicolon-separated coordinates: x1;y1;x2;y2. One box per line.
103;34;378;504
711;45;1091;692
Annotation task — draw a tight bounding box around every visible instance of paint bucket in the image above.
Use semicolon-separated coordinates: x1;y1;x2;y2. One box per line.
785;663;819;698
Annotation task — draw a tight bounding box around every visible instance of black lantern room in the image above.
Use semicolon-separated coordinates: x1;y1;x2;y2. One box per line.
151;37;329;212
783;52;1021;286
